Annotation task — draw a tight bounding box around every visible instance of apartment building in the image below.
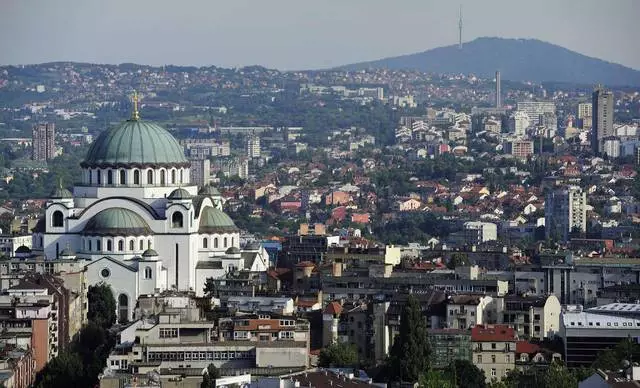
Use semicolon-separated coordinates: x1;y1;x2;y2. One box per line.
499;295;561;340
472;324;517;382
446;294;494;329
31;123;55;161
106;311;310;374
428;329;472;369
0;346;36;388
545;186;587;242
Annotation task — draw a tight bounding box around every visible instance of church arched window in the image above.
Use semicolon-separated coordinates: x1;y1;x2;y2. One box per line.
88;170;92;185
119;170;126;185
214;237;218;249
107;170;113;185
139;239;144;251
107;240;113;252
52;211;64;227
147;170;153;184
171;169;176;184
223;237;228;247
172;212;184;228
133;170;140;185
203;238;208;248
129;240;134;251
118;240;124;251
88;240;92;251
96;240;102;251
180;170;184;184
97;170;102;185
231;237;234;247
160;170;166;185
144;267;152;279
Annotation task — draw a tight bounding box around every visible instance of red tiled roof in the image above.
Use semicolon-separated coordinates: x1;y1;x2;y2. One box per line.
324;301;343;315
471;324;516;342
516;340;540;355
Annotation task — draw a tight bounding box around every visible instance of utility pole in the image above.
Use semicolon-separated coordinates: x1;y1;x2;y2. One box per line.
458;5;463;50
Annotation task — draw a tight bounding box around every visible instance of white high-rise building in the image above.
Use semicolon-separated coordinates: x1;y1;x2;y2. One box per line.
516;101;556;125
545;186;587;242
246;136;261;158
509;111;530;138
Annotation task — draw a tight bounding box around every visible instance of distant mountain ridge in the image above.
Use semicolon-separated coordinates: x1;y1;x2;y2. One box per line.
338;37;640;86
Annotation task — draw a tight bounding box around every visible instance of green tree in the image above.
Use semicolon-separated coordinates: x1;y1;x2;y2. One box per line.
446;252;470;269
593;338;640;370
418;369;455;388
203;277;217;298
450;359;486;388
88;283;116;329
318;342;359;368
33;352;84;388
389;294;431;383
544;361;577;388
201;363;221;388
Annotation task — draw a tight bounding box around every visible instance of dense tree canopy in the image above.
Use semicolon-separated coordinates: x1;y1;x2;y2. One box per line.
88;283;117;328
319;342;359;368
201;364;221;388
388;294;431;383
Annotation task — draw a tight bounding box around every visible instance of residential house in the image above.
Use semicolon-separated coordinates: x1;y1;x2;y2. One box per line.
472;324;517;382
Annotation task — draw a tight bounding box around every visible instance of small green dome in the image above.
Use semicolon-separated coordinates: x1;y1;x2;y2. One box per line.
50;187;73;199
83;208;152;236
225;246;241;255
198;185;221;196
168;188;192;200
81;120;188;168
199;206;239;234
142;248;159;258
15;245;32;254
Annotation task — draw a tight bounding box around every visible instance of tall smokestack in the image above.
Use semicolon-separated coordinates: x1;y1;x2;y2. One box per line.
495;71;501;108
458;5;463;50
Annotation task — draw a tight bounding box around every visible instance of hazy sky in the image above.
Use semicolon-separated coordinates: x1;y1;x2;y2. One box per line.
2;0;639;70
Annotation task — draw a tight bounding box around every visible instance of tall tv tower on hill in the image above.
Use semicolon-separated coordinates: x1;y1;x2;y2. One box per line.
458;5;463;49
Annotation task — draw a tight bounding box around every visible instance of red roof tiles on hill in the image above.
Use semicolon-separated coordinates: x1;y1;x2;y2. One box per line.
471;324;516;342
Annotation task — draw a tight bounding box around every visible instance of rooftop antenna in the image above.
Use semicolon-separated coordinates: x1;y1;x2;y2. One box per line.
458;5;463;50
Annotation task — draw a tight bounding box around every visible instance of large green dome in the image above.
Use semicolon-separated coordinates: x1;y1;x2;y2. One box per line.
83;207;152;236
199;206;239;234
81;119;188;168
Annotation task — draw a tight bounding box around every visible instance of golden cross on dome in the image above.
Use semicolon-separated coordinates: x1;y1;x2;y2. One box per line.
132;90;140;121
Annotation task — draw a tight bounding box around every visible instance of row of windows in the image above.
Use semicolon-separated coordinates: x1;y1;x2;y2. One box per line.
147;351;253;361
477;354;511;364
159;328;179;338
202;236;234;249
84;238;152;253
87;168;187;186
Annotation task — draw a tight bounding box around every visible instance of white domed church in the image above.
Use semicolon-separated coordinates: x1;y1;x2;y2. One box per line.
31;97;268;321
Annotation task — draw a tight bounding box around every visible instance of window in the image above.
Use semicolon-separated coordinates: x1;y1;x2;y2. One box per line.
491;355;496;363
203;238;208;248
118;240;124;251
97;240;102;251
214;238;218;249
107;170;113;185
107;240;113;252
140;240;144;250
147;170;153;184
505;354;510;363
101;268;111;278
160;170;166;185
172;212;184;228
88;170;92;184
97;170;102;184
88;240;92;251
491;368;496;378
52;210;64;227
171;169;176;184
491;343;496;350
223;237;228;247
477;355;482;364
129;240;134;251
120;170;126;185
144;267;152;279
159;328;178;338
534;314;540;321
180;170;184;183
280;331;294;339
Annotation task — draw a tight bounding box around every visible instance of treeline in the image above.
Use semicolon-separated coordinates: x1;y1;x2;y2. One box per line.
373;212;458;245
33;283;117;388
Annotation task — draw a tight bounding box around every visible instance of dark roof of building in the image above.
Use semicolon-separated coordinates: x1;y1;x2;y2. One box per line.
324;301;343;315
471;324;516;342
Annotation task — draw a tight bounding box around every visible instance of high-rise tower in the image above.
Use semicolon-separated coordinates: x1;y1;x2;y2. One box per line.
495;71;501;108
591;86;614;154
458;5;463;50
32;123;55;161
